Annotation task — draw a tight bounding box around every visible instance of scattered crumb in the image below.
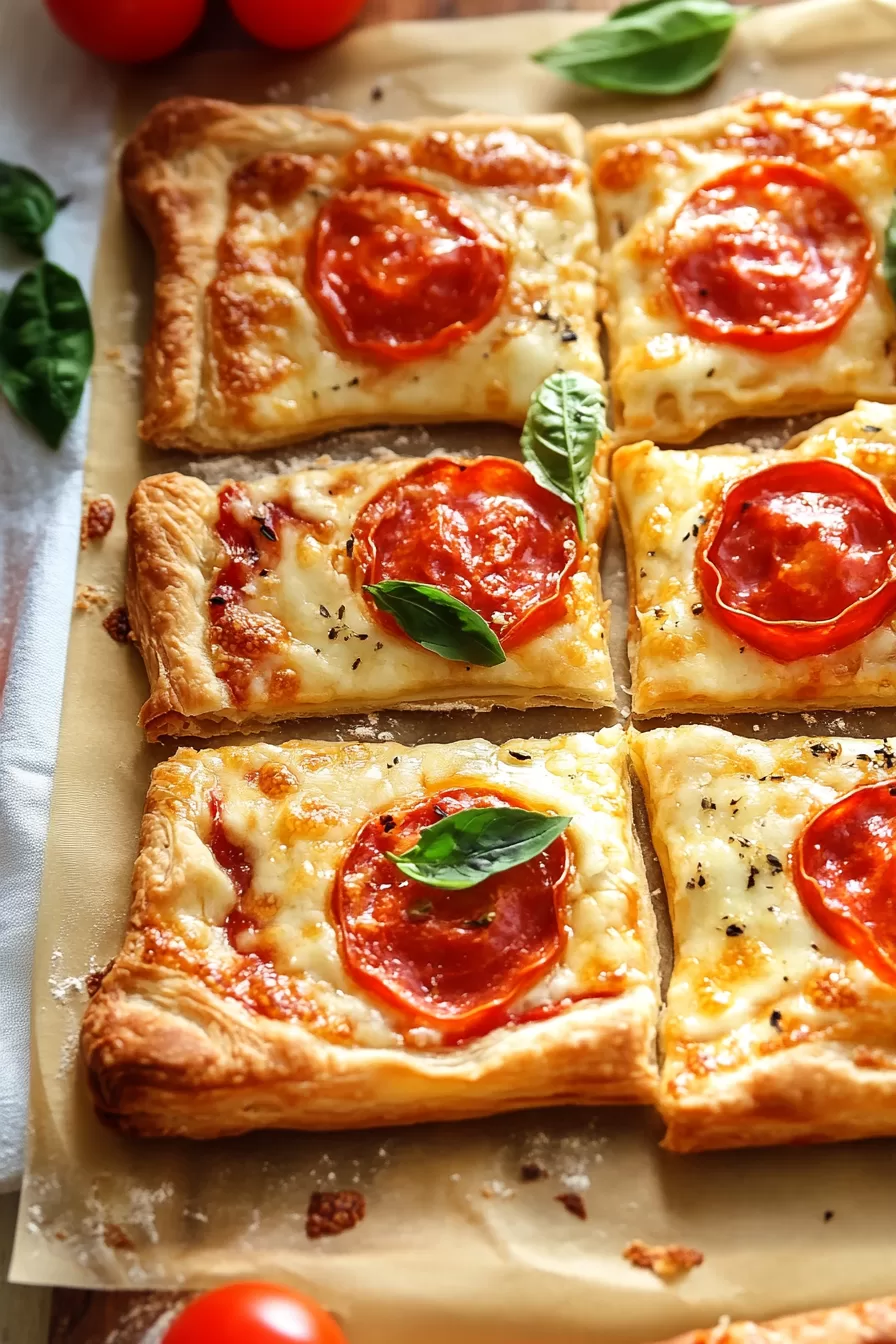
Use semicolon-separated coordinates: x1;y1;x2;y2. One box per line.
73;583;110;612
520;1161;549;1183
559;1171;590;1194
80;494;115;547
103;605;131;643
555;1192;587;1220
306;1189;366;1239
481;1180;515;1200
103;1222;136;1251
752;723;761;732
802;712;817;724
86;960;113;997
103;343;142;377
623;1239;704;1279
265;80;292;101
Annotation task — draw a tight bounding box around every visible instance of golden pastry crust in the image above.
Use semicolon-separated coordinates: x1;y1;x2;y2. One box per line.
655;1297;896;1344
613;401;896;717
127;452;615;740
632;725;896;1154
123;97;603;452
81;731;660;1137
588;91;896;444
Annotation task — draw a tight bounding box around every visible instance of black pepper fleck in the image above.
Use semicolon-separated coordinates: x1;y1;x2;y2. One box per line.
352;658;361;670
726;923;744;937
770;1009;783;1031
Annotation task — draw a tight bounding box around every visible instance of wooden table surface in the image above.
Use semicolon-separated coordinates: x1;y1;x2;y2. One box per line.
42;6;609;1343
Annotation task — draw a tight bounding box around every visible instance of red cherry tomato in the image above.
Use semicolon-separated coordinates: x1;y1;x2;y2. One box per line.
227;0;367;51
163;1282;347;1344
44;0;205;62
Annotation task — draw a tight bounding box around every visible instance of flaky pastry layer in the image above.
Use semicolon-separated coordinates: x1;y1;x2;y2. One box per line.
81;731;659;1137
588;92;896;443
633;725;896;1153
123;98;603;451
127;453;614;739
613;402;896;717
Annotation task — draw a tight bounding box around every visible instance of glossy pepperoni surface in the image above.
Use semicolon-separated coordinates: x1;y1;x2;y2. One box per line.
793;780;896;989
307;177;507;362
352;457;579;650
332;787;571;1040
666;161;873;352
697;459;896;661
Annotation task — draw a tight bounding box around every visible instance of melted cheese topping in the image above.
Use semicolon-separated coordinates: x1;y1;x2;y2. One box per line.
141;730;655;1049
632;725;896;1105
613;401;896;715
196;124;602;448
140;456;613;735
589;92;896;443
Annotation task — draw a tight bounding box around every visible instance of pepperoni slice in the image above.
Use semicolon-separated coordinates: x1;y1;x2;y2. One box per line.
306;177;507;362
352;457;579;650
666;161;873;352
793;780;896;989
696;459;896;661
332;788;571;1040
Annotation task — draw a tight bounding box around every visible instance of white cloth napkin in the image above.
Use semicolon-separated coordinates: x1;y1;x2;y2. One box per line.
0;0;114;1190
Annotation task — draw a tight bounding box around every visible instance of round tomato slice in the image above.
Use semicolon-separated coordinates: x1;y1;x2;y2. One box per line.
162;1280;347;1344
666;160;873;352
793;780;896;990
696;459;896;661
332;788;571;1040
352;457;579;649
306;177;507;362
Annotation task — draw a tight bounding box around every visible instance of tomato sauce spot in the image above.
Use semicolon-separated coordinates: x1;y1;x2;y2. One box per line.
352;456;578;650
332;787;571;1040
666;161;873;353
794;780;896;990
209;483;297;704
306;177;508;362
697;459;896;661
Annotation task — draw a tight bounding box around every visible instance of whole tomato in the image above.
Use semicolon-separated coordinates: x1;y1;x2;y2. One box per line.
44;0;205;62
162;1281;348;1344
228;0;367;50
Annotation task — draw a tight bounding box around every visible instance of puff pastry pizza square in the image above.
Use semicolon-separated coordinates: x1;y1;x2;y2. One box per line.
632;724;896;1153
654;1297;896;1344
613;401;896;717
123;97;603;452
81;730;660;1137
128;449;614;739
588;90;896;444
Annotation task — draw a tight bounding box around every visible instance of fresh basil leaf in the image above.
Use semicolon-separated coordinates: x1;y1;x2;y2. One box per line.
364;580;506;666
388;806;572;890
612;0;675;17
884;193;896;309
521;371;605;539
0;261;93;448
0;163;60;256
532;0;743;97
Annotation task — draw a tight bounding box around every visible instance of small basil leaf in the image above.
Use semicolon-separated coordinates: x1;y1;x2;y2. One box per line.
532;0;743;97
0;163;60;256
612;0;676;17
364;580;506;667
388;806;572;890
521;371;605;539
884;193;896;309
0;261;93;448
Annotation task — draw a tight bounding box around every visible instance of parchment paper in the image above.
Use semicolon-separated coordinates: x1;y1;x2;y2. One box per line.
12;6;896;1341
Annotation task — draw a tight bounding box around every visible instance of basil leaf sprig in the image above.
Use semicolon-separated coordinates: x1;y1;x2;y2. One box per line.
365;579;506;666
521;371;606;539
0;261;94;448
532;0;745;97
0;163;64;257
884;193;896;308
389;806;572;890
